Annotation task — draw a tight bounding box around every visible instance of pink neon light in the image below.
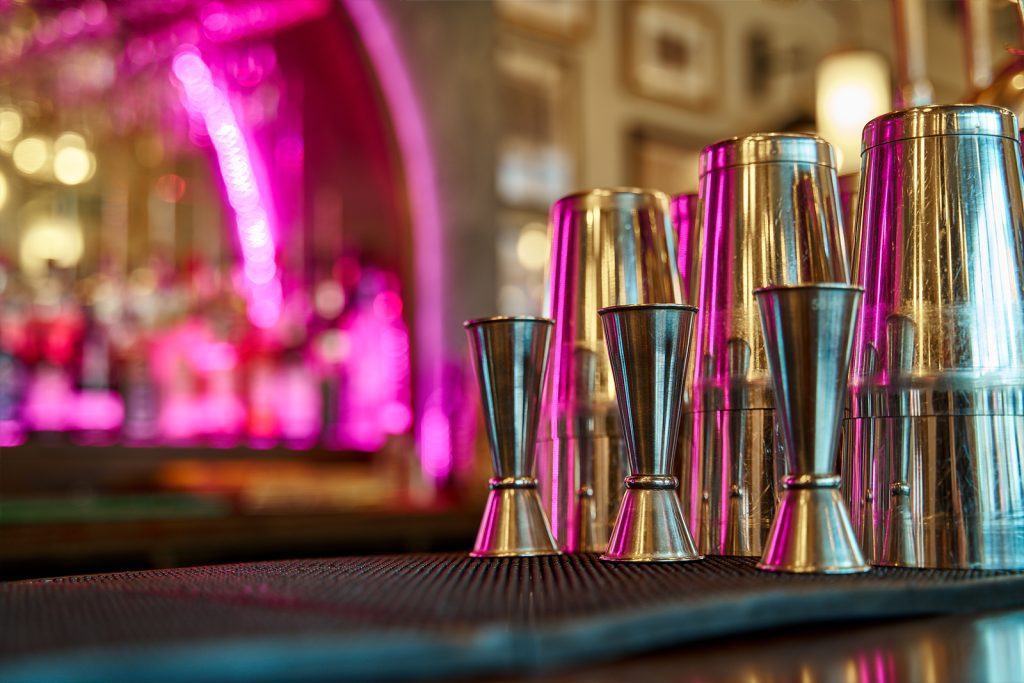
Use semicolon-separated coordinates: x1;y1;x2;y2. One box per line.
172;48;282;328
201;0;329;42
343;0;448;480
330;278;411;451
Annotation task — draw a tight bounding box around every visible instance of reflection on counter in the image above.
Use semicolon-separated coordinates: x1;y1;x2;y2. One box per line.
511;610;1024;683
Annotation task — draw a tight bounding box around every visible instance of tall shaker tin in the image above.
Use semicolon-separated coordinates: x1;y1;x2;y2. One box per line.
690;134;850;556
672;192;702;534
845;104;1024;569
539;188;681;552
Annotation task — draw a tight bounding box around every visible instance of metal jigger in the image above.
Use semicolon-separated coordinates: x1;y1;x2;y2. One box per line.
754;284;869;574
464;316;559;558
598;304;702;562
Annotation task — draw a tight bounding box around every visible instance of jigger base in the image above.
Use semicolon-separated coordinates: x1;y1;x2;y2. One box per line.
758;480;869;574
601;487;702;562
471;482;560;558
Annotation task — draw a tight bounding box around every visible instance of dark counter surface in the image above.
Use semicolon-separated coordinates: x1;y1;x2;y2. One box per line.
2;552;1023;682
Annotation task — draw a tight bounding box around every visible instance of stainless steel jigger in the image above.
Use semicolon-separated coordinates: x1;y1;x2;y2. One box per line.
598;304;702;562
464;316;559;558
754;284;869;574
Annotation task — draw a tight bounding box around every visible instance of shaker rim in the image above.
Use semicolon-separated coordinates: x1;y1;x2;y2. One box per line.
861;104;1020;152
752;282;865;296
463;315;555;328
597;302;699;315
699;133;836;177
552;187;671;210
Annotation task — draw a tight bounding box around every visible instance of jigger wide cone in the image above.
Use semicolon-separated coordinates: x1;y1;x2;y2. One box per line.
465;316;559;558
758;481;867;573
599;303;701;562
754;284;868;574
471;486;559;558
603;486;700;562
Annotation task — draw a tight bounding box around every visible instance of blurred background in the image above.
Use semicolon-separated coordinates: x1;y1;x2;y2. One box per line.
0;0;1021;579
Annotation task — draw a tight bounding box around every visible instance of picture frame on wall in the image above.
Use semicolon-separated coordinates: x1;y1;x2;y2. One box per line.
624;2;720;110
628;127;704;195
496;38;579;209
495;0;594;42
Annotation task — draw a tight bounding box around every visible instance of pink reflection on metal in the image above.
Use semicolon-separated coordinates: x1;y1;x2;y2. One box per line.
671;193;700;304
172;47;281;328
343;0;448;479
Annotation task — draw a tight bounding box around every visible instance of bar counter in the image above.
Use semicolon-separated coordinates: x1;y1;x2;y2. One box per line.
3;552;1023;682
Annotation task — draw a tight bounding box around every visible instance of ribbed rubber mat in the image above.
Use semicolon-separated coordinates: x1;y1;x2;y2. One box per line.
2;554;1023;682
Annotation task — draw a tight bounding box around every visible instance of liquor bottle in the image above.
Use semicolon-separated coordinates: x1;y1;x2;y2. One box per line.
73;301;124;446
0;270;28;447
22;264;81;438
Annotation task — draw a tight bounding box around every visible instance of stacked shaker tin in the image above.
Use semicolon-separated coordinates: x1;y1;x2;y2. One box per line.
463;103;1024;573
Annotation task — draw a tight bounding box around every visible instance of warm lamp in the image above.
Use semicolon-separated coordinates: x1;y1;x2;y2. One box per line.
816;51;892;174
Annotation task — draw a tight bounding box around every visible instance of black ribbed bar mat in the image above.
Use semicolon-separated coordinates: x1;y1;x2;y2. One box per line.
2;554;1023;682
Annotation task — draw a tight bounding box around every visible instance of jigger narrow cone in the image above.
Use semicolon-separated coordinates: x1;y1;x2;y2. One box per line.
465;316;559;558
754;284;868;574
599;304;701;562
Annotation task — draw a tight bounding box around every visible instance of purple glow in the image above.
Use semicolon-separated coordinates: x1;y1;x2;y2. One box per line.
0;420;26;448
276;362;321;449
420;404;451;479
83;1;108;27
344;0;449;480
172;47;282;328
59;8;86;37
22;366;76;432
190;341;238;374
330;277;412;451
201;0;329;43
74;390;125;432
160;392;198;443
198;377;245;442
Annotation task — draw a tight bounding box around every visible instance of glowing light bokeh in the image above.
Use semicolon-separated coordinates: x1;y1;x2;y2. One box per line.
816;51;891;175
516;223;549;271
155;173;188;202
0;171;8;211
53;146;95;185
172;47;281;327
201;0;329;43
55;132;87;151
344;0;450;479
19;217;85;276
12;136;49;176
0;107;22;142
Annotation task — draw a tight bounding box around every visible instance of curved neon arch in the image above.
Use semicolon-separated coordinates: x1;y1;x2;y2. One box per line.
341;0;450;481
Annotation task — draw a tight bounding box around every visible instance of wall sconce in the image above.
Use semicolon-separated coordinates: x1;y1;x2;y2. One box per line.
816;51;892;175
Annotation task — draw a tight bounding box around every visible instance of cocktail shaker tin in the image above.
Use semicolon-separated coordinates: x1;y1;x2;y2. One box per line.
539;188;681;552
689;133;850;556
672;192;703;535
845;104;1024;569
672;193;701;306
